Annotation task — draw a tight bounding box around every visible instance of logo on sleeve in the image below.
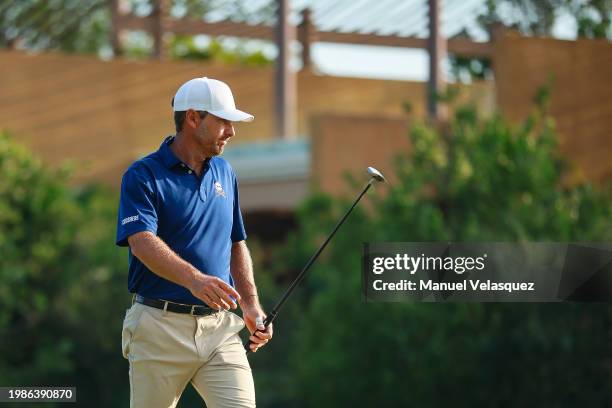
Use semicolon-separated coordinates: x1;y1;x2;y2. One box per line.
121;215;139;225
214;181;226;198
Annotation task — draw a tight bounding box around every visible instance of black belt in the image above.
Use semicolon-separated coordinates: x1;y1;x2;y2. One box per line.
135;295;217;316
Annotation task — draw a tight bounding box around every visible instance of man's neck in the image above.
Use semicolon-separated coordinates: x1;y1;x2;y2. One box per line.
170;133;208;176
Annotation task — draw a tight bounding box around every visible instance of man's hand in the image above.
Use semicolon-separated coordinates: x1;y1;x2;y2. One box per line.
127;232;241;310
241;304;273;353
189;273;241;310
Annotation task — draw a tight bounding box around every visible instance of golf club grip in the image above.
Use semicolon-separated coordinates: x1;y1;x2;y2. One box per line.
243;315;273;353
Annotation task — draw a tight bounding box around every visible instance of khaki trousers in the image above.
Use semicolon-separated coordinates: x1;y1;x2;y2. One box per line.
122;302;255;408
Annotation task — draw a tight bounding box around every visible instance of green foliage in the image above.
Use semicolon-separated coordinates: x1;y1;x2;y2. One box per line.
170;36;272;66
475;0;611;40
380;107;610;242
449;55;493;81
271;103;612;406
0;132;130;406
0;0;109;54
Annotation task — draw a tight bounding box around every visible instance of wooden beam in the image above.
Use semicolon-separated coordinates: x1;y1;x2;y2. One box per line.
315;30;428;47
446;37;492;58
109;0;123;56
316;31;491;58
298;8;313;70
115;14;157;32
152;0;170;60
169;19;275;39
275;0;297;139
116;13;492;58
428;0;447;121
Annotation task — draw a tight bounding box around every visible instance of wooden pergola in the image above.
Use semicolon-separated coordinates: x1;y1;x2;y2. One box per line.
110;0;493;138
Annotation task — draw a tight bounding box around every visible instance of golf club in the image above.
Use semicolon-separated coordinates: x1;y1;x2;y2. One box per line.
244;166;387;353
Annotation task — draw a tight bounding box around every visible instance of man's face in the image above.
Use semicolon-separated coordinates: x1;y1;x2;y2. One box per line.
191;111;235;157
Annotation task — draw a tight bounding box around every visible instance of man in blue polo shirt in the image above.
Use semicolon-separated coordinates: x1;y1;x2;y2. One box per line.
116;77;272;408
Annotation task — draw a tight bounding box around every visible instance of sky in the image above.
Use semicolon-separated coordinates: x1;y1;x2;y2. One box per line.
313;44;431;82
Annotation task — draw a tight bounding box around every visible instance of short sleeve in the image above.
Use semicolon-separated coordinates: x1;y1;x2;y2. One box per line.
231;175;247;242
116;164;158;247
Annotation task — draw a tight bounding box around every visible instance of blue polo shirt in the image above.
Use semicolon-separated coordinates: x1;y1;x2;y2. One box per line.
115;136;247;305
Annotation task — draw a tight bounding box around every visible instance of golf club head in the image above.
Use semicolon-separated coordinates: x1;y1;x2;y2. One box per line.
367;167;387;183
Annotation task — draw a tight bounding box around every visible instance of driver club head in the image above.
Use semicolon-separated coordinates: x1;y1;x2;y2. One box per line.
367;167;387;183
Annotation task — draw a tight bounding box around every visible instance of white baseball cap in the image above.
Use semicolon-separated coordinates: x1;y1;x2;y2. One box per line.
172;77;254;122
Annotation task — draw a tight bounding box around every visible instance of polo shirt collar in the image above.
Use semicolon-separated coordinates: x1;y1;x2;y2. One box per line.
159;136;181;169
158;135;213;171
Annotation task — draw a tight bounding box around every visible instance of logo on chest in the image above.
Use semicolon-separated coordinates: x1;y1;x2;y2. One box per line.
214;181;226;198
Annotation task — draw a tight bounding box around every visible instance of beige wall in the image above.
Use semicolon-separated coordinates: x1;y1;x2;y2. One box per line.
0;50;493;187
310;113;410;196
493;32;612;183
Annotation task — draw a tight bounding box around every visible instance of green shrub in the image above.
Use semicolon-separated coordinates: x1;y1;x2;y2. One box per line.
0;132;130;406
278;103;612;407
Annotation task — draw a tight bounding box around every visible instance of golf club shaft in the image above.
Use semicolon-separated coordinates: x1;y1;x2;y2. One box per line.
244;179;375;353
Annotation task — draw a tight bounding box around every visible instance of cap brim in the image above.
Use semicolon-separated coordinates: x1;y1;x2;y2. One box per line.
208;109;254;122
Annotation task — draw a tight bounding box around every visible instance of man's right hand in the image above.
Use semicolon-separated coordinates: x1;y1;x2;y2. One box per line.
189;273;241;310
127;232;240;310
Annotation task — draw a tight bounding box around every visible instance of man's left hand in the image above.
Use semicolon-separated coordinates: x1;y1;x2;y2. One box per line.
242;305;273;353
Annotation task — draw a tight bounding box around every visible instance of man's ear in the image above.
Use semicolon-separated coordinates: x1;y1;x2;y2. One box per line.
184;109;198;129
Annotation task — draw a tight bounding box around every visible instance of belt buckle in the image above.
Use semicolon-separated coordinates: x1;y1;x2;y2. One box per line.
190;305;197;316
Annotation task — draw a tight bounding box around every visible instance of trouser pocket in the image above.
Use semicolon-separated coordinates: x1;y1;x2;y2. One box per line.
228;311;246;334
122;304;146;359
